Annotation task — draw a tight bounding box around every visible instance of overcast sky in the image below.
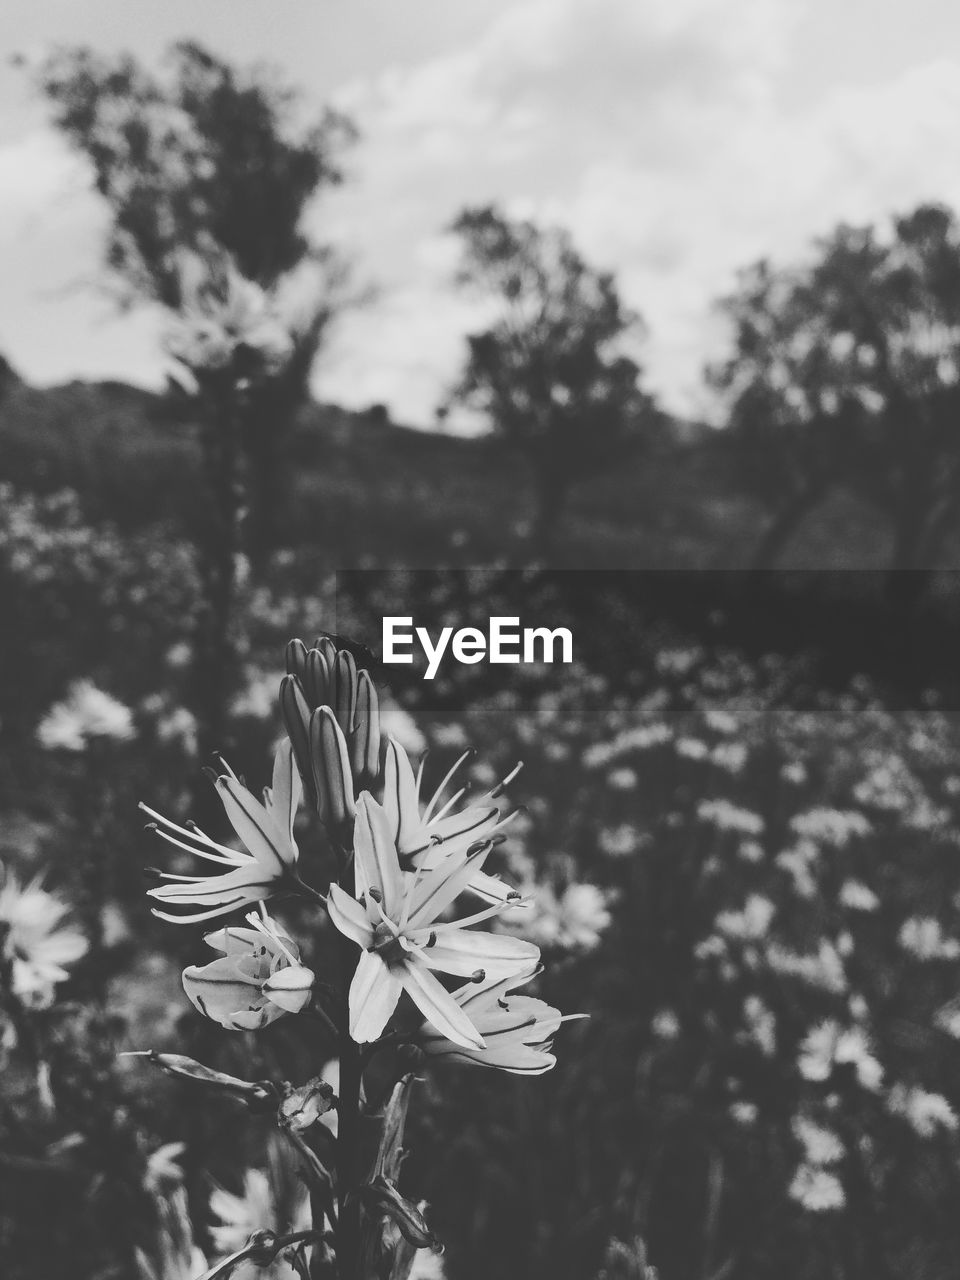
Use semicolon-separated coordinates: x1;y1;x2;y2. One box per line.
3;0;960;425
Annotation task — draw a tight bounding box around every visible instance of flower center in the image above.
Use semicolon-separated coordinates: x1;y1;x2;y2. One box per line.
371;921;408;966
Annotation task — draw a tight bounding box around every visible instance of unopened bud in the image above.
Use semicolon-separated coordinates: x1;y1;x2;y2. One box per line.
121;1050;278;1107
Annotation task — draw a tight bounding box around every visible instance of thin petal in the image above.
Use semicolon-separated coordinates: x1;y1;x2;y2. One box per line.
217;774;295;874
417;929;540;979
327;884;375;948
405;848;491;930
399;962;484;1050
354;794;404;916
265;739;301;849
349;949;402;1043
382;738;422;848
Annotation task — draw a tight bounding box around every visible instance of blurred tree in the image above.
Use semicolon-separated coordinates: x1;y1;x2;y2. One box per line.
447;206;658;554
712;204;960;594
39;40;355;556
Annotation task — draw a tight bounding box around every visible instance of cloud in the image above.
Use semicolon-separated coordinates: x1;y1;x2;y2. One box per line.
315;0;960;425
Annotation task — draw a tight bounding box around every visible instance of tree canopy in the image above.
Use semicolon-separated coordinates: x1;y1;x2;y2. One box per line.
712;203;960;575
449;205;657;548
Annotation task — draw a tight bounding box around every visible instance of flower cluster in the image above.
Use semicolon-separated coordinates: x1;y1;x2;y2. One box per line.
138;634;579;1276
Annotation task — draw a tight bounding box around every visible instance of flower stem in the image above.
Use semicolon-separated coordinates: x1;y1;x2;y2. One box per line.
334;932;363;1280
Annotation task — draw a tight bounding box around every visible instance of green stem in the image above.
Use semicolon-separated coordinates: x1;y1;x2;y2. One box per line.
334;932;363;1280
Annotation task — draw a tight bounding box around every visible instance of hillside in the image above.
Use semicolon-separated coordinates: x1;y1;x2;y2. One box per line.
0;371;916;574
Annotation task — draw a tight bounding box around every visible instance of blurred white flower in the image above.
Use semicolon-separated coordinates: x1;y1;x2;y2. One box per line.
143;1143;187;1195
209;1166;308;1280
651;1009;680;1040
798;1021;883;1091
886;1084;957;1137
766;940;847;994
780;761;808;785
675;737;708;760
37;680;135;751
704;708;739;735
136;1185;206;1280
792;1116;844;1166
231;667;285;721
0;870;88;1007
697;799;764;835
789;808;871;847
788;1164;845;1212
716;894;775;941
598;825;642;858
606;767;637;791
838;880;879;912
581;723;671;768
741;994;776;1056
167;261;292;376
505;881;612;952
380;698;427;755
729;1100;758;1126
711;742;748;773
898;916;960;961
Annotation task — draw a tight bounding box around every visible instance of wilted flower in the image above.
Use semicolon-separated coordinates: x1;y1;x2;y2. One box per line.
0;869;88;1007
182;909;314;1031
327;793;539;1048
418;965;582;1074
37;679;135;751
143;742;301;924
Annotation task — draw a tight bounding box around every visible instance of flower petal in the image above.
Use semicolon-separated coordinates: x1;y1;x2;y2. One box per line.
382;739;423;848
418;929;540;979
216;774;295;874
327;883;376;948
405;848;491;930
349;949;402;1043
263;964;314;1013
354;794;404;916
398;962;484;1050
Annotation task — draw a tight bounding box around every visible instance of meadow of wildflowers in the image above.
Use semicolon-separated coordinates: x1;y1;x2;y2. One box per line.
4;533;960;1279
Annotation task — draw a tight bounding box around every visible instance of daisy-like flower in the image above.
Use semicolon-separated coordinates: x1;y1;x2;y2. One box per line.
37;679;135;751
327;793;539;1049
379;737;524;908
0;869;88;1008
142;741;301;924
418;965;583;1074
182;908;314;1031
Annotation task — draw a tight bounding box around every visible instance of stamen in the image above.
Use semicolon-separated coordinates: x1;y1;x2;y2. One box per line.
471;968;486;983
422;750;473;823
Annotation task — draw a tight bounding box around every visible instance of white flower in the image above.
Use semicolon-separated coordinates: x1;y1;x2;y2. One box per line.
697;799;764;835
379;738;524;907
37;679;134;751
144;742;301;924
167;262;292;375
0;870;88;1007
717;894;775;941
598;825;641;858
898;916;960;961
798;1021;883;1092
789;808;871;847
788;1165;845;1212
792;1116;844;1166
181;910;314;1031
839;880;879;912
327;793;539;1048
606;767;638;790
419;966;582;1074
502;881;612;952
675;737;709;760
886;1084;958;1137
209;1167;308;1279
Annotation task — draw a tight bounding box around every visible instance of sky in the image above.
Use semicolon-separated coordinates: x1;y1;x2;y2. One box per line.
3;0;960;426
